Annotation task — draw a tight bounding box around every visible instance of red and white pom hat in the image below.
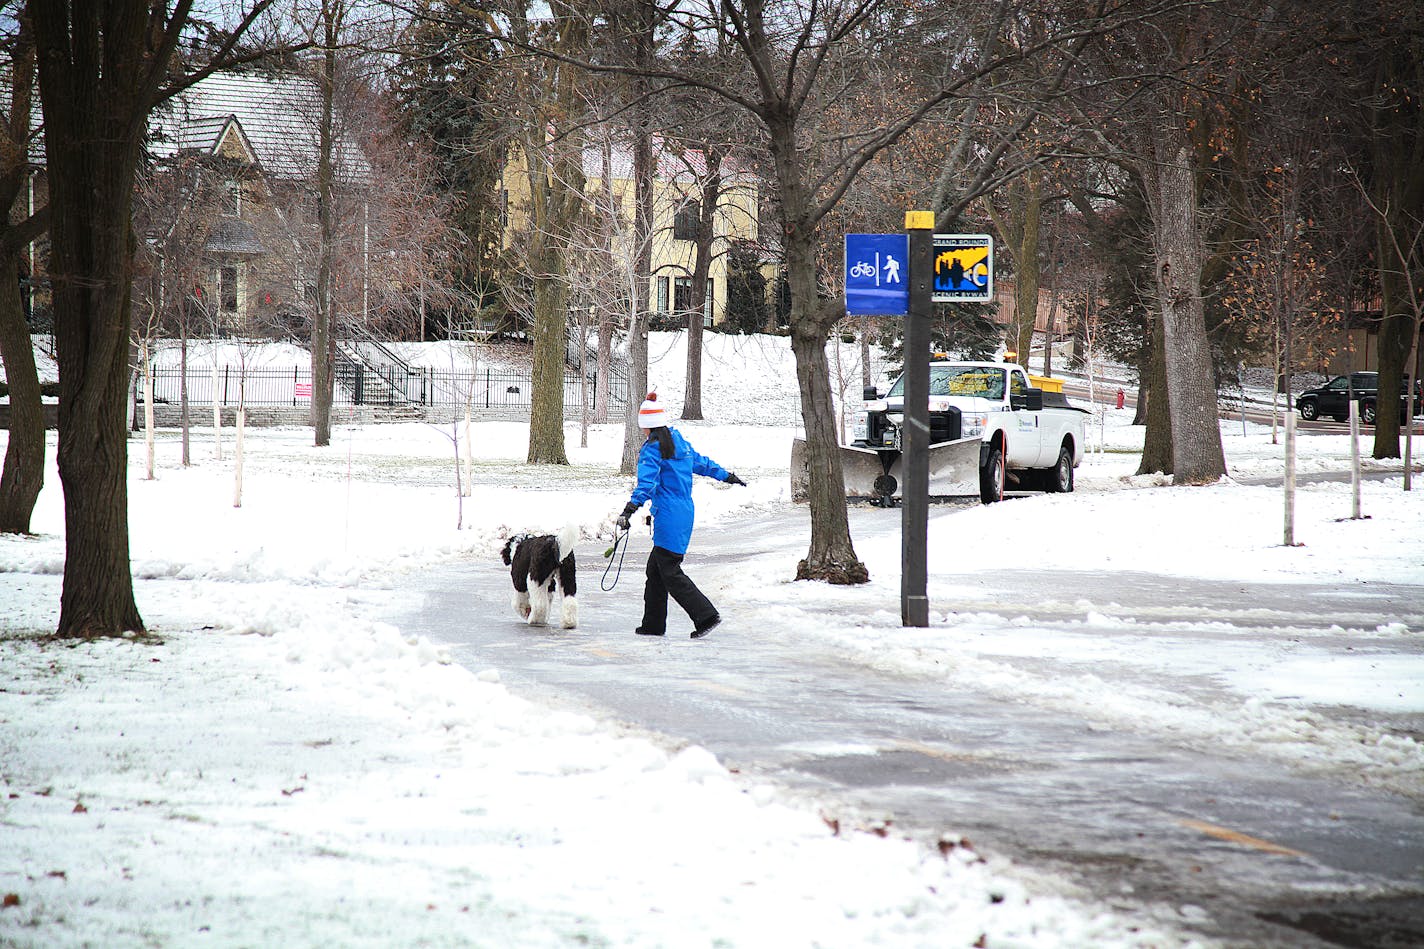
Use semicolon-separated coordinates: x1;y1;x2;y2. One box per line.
638;391;670;429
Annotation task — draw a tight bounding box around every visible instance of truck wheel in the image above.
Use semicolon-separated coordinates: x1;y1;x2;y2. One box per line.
980;445;1005;504
1299;400;1318;421
1045;444;1074;493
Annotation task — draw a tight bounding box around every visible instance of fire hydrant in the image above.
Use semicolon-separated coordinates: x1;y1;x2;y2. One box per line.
1115;388;1125;410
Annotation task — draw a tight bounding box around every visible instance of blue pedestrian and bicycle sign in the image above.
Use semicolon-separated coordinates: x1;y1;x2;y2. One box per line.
844;233;908;316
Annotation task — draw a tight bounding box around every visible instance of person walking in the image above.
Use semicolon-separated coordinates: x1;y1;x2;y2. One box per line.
615;392;746;638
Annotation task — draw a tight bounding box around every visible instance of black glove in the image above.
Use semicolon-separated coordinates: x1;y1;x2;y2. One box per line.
725;473;747;486
615;501;637;530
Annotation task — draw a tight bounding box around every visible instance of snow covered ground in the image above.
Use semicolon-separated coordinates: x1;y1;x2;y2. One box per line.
2;331;1421;947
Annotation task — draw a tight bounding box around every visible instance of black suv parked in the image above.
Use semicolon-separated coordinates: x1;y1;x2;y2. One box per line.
1295;371;1422;424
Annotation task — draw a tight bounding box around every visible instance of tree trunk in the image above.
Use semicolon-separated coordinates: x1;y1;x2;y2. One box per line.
1372;232;1414;459
312;4;342;448
34;1;150;636
525;7;588;466
527;246;570;464
595;312;612;424
51;209;145;636
1012;171;1041;363
234;405;246;507
621;5;655;475
1131;324;1152;427
683;157;722;421
594;142;616;427
860;319;873;390
142;342;155;480
1144;130;1226;484
1361;32;1423;459
785;236;866;584
0;15;43;536
1136;315;1174;474
0;251;44;534
179;321;191;466
760;103;865;582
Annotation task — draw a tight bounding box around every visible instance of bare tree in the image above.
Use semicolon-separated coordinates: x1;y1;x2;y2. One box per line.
558;123;645;433
718;0;1108;580
132;148;228;470
0;2;49;535
657;19;760;421
32;0;285;636
500;0;597;464
1064;5;1264;484
299;0;345;447
673;143;722;421
1358;25;1423;462
988;168;1044;365
1353;172;1424;486
611;0;660;476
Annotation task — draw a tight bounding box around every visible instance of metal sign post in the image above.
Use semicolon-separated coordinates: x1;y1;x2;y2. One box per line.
902;211;933;627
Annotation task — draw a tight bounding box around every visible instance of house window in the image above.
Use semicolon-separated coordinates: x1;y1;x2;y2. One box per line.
223;177;241;216
656;275;670;313
673;276;694;314
669;278;715;325
673;201;699;241
220;265;239;313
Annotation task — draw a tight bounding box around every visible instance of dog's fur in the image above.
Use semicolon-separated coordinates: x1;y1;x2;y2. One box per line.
501;524;579;629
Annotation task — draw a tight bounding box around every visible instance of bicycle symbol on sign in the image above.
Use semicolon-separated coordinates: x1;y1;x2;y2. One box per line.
848;260;876;279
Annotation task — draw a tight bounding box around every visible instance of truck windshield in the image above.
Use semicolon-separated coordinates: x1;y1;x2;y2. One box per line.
889;366;1006;399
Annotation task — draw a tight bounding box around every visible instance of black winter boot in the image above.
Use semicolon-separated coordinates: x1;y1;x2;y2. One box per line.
690;614;720;639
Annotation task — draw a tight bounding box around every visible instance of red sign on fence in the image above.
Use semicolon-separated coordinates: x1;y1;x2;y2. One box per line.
295;382;312;399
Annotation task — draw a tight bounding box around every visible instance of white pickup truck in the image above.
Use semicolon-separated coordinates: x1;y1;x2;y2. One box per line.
833;359;1089;504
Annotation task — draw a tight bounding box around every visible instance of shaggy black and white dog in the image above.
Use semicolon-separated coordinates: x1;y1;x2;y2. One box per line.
500;524;579;629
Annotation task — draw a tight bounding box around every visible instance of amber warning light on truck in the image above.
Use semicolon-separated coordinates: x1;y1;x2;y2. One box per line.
932;234;994;304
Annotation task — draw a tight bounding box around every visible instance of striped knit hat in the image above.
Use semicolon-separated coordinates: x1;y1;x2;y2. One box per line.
638;391;670;429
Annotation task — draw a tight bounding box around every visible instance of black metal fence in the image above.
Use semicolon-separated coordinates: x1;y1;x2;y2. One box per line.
144;364;630;413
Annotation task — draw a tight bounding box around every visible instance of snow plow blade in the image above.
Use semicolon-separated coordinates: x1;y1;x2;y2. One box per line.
791;436;982;503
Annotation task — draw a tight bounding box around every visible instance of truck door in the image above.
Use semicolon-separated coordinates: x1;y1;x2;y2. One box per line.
1007;369;1044;464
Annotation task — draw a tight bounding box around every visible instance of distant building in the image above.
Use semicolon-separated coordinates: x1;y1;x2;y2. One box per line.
498;138;762;332
143;70;372;332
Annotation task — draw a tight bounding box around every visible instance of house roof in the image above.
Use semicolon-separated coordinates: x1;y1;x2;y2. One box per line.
570;138;759;188
205;217;266;257
150;70;371;186
177;115;236;153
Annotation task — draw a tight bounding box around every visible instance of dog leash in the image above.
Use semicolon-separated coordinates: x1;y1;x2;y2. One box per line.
600;524;630;591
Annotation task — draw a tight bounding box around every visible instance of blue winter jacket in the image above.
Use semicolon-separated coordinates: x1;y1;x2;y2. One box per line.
627;427;730;555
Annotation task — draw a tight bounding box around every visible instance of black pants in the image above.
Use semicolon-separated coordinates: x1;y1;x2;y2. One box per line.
641;546;717;634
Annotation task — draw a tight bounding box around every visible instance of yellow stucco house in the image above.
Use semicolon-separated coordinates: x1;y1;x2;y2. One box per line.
499;137;760;328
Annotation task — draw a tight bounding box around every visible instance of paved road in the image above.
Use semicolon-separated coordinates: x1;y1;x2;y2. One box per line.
389;504;1424;948
1061;377;1424;438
